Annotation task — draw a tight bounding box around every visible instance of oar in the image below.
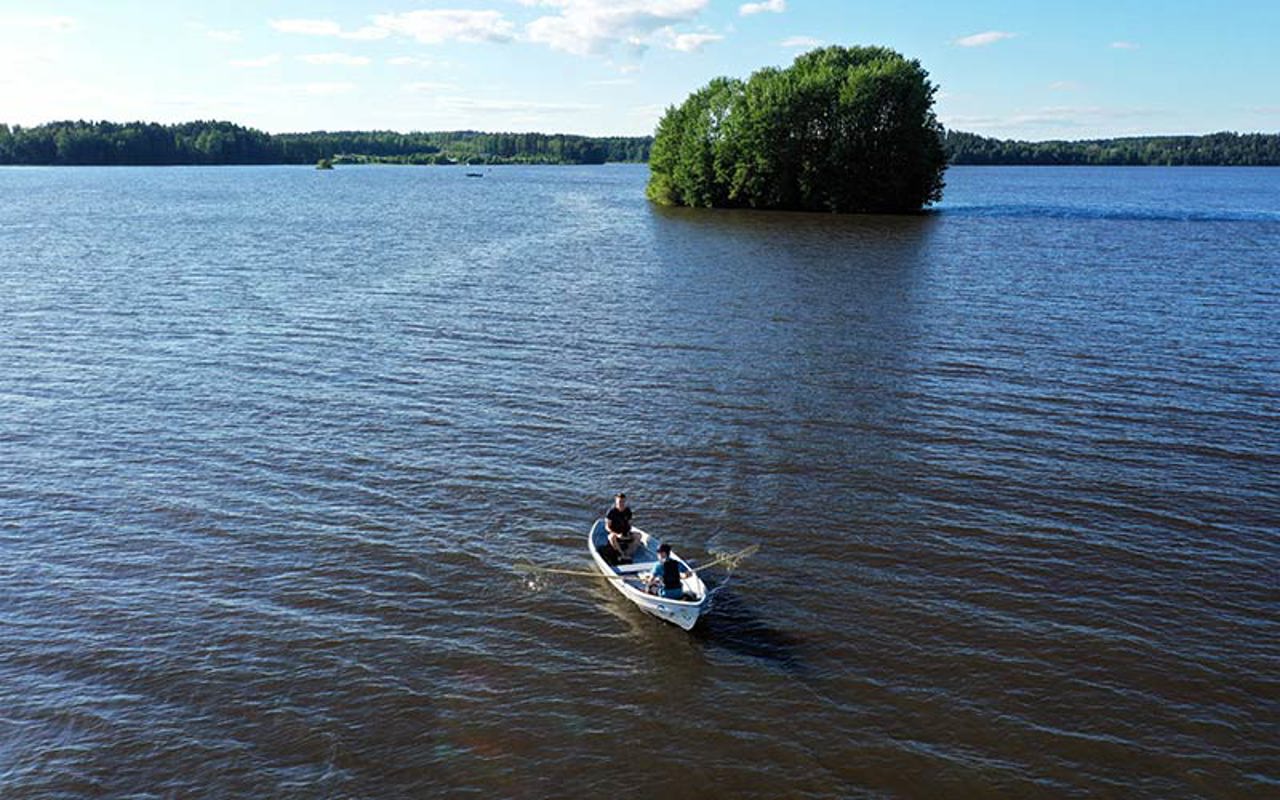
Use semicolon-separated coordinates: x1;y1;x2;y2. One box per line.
514;544;760;580
513;563;632;580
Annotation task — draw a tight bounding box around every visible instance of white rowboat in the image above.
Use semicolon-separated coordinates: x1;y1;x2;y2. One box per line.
588;519;708;630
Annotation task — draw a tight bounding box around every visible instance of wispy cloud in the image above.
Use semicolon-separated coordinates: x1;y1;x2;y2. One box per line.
655;28;722;52
302;82;357;96
523;0;710;56
230;54;282;68
270;18;341;36
1049;80;1082;91
269;18;388;40
373;10;515;44
954;30;1017;47
1110;41;1140;50
945;105;1163;131
299;53;372;66
0;14;77;31
389;56;440;68
780;35;822;48
403;81;461;93
434;95;599;117
740;0;786;15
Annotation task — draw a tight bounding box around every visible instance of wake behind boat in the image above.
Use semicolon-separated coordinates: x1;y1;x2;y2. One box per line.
587;519;708;630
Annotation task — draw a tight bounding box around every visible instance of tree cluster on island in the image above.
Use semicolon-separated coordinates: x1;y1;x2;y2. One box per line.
646;46;948;213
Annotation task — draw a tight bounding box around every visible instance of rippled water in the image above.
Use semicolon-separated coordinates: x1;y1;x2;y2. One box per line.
2;165;1277;798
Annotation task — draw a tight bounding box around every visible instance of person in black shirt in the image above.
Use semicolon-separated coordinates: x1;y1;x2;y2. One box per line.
603;492;637;564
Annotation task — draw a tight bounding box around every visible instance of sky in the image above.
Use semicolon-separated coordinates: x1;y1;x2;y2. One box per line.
2;0;1278;140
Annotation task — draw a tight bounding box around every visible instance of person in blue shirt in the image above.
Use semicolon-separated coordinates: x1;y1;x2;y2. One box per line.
646;543;692;600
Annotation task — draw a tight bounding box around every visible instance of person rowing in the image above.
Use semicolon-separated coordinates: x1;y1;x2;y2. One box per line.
646;543;693;600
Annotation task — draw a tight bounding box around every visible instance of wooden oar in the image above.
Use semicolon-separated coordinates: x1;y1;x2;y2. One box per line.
514;544;760;580
513;563;632;580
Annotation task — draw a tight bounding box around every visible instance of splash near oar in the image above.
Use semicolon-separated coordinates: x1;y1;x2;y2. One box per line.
690;544;760;574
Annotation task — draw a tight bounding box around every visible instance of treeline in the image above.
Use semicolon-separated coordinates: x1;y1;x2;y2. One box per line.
0;120;652;165
2;119;1276;167
946;130;1280;166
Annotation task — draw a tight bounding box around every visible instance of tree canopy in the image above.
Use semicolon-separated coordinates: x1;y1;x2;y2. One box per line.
945;130;1280;166
0;121;652;166
647;45;948;213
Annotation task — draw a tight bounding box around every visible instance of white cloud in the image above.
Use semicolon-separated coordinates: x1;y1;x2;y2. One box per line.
206;29;242;43
0;14;76;31
587;78;635;86
300;53;372;66
655;28;722;52
373;10;515;44
524;0;710;56
269;18;389;40
740;0;786;15
230;54;282;68
1110;41;1140;50
1049;80;1082;91
780;35;822;48
954;30;1017;47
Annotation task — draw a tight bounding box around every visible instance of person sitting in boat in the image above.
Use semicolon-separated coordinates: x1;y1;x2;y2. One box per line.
646;543;692;600
602;492;637;564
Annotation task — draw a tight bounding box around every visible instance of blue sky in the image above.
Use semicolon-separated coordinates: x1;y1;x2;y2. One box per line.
2;1;1277;139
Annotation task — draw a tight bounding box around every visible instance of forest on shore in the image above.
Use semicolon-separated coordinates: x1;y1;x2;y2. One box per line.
0;121;649;166
1;119;1277;167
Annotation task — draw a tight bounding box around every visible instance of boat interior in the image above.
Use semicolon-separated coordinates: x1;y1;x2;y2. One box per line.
591;520;702;600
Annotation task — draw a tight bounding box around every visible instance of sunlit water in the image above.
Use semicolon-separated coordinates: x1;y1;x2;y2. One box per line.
2;165;1276;798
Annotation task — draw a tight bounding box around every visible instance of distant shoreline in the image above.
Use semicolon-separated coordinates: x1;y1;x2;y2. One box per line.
2;120;1278;167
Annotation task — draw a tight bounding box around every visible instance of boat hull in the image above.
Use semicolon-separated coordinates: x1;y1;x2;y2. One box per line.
588;519;707;630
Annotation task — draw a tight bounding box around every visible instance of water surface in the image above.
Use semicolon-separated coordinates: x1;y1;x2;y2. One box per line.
2;165;1277;798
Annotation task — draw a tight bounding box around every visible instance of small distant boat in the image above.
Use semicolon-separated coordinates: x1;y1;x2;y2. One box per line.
465;172;484;177
587;519;708;630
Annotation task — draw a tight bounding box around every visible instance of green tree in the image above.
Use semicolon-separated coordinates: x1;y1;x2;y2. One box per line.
647;45;948;213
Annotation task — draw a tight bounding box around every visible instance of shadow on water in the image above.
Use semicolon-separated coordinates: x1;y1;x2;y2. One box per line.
690;580;810;676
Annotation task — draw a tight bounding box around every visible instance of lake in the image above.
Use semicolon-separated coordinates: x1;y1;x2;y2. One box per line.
1;164;1276;798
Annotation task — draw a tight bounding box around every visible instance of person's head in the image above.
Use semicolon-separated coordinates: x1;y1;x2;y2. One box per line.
657;543;671;560
614;492;627;509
